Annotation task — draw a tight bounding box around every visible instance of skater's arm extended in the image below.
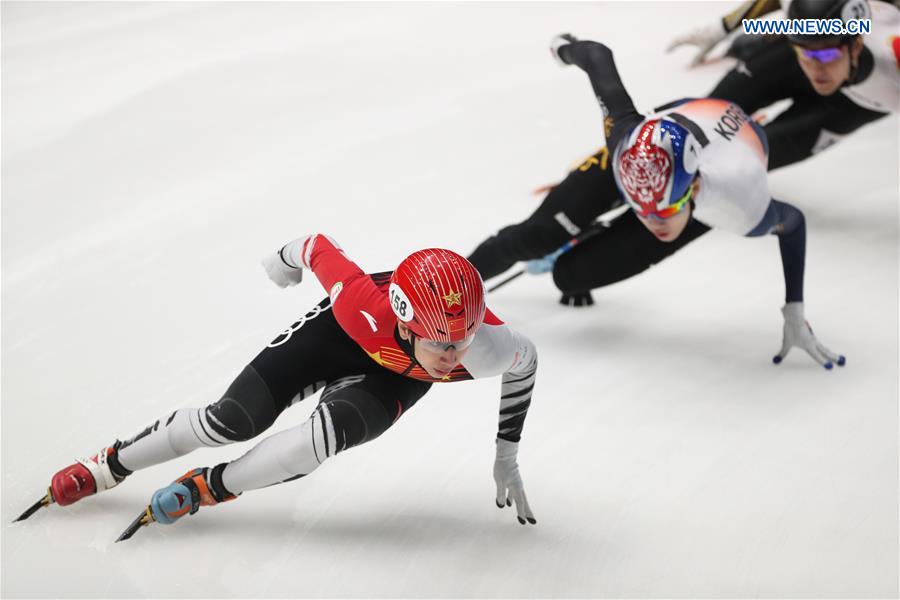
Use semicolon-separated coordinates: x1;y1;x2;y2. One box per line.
555;38;644;150
471;321;538;525
495;327;537;524
497;328;537;444
666;0;780;67
276;233;389;339
278;234;364;293
461;318;538;443
746;199;843;368
746;199;805;303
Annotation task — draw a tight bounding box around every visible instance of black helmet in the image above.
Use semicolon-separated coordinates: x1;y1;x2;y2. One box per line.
786;0;871;45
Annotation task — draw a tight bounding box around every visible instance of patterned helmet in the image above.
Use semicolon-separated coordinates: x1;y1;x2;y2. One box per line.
613;118;700;218
389;249;486;343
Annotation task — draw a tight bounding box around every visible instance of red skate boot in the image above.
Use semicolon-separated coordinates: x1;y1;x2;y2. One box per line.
15;442;131;521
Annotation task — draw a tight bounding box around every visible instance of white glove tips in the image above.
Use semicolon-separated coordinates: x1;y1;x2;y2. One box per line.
493;439;536;525
261;248;304;288
775;302;846;370
666;21;729;66
549;33;578;66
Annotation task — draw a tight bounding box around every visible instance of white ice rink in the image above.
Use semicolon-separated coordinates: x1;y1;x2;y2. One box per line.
2;2;898;597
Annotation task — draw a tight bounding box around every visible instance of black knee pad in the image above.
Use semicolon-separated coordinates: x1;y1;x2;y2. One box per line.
205;365;280;442
500;220;570;257
323;388;393;452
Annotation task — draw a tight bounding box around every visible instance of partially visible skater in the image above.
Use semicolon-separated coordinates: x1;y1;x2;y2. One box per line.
469;34;845;369
16;235;538;538
539;0;900;301
668;0;899;169
472;0;898;313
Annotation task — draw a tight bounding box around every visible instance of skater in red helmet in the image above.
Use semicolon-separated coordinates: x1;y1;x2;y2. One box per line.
17;235;538;537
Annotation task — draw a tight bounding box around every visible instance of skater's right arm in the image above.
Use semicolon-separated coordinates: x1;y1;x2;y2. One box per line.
267;234;387;340
552;36;644;151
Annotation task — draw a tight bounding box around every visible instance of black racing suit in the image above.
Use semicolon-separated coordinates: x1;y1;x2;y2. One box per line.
468;37;886;299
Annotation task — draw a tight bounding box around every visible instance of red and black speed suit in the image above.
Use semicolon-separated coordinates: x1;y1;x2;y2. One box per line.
107;235;538;497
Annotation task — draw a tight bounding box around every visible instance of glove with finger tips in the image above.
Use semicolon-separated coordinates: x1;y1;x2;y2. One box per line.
261;248;304;288
550;33;579;66
774;302;845;369
493;439;536;525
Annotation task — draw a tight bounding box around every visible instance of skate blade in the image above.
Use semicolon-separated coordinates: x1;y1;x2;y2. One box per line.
115;507;154;543
13;489;54;522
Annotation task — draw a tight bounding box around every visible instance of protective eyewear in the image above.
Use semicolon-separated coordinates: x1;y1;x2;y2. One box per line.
792;44;844;64
637;184;693;222
416;335;476;354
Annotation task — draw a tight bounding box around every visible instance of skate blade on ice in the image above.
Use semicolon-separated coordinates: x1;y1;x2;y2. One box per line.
14;489;54;522
116;507;154;542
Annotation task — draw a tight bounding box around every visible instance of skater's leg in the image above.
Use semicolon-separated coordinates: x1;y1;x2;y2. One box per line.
116;298;353;473
140;372;429;526
468;149;620;280
35;299;367;513
220;371;431;494
552;211;711;295
762;97;885;171
115;364;285;471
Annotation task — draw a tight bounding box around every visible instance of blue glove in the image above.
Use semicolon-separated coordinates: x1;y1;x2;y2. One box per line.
525;247;566;275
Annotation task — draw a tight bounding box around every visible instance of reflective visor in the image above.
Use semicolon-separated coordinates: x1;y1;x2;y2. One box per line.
416;335;476;354
792;44;844;64
634;184;693;222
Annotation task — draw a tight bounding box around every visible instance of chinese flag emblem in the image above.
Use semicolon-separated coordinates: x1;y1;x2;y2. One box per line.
447;316;466;336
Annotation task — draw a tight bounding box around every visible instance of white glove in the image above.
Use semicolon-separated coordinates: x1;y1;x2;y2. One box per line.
774;302;846;370
549;33;578;67
666;21;728;66
261;249;303;288
493;439;536;525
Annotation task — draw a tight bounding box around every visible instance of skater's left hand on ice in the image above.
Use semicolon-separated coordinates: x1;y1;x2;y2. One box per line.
262;250;304;288
493;439;536;525
774;302;846;370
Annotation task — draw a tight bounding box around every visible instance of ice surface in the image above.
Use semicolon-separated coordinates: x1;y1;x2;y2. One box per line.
2;2;897;598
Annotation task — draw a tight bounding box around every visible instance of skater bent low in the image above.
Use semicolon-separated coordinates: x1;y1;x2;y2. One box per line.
17;234;539;538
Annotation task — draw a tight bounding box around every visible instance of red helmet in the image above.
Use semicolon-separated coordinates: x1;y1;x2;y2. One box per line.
389;249;486;343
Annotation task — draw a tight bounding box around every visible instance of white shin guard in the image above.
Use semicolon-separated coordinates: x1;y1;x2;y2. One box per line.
117;408;228;472
221;404;336;494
